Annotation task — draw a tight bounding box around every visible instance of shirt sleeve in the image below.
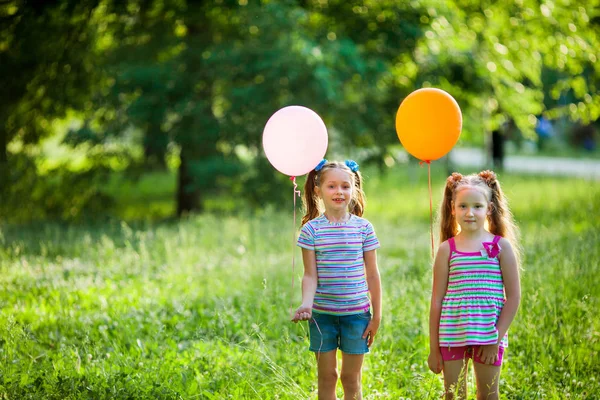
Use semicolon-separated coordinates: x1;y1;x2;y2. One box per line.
363;222;380;252
297;222;316;250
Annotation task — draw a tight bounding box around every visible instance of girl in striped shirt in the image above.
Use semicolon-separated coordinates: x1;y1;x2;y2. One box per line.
428;170;521;400
291;159;382;400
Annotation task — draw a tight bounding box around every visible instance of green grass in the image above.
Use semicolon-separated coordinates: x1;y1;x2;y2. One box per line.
1;168;599;399
103;171;177;221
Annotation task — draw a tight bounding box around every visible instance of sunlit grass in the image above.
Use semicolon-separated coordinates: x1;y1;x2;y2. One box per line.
1;169;599;398
105;171;177;220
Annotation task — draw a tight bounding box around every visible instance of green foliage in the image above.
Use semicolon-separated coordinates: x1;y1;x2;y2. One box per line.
0;171;599;398
102;170;177;221
0;154;113;223
412;0;600;140
2;0;600;219
0;0;103;155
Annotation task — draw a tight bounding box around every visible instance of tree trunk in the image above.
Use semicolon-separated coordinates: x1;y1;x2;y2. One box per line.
176;153;200;216
0;128;7;163
445;154;452;177
143;124;168;170
144;144;167;170
0;130;8;190
174;76;220;217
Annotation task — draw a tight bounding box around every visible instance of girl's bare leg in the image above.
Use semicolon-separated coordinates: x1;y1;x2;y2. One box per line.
340;352;365;400
473;362;501;400
443;359;469;400
316;350;338;400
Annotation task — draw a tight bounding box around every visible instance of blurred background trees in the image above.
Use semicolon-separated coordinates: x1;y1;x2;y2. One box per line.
1;0;599;222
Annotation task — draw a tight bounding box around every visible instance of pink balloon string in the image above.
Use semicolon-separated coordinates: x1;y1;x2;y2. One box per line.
419;160;435;259
289;176;323;358
290;176;301;316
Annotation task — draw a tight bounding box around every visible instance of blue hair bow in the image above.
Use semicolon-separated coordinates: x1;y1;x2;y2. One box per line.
345;159;359;172
315;159;328;172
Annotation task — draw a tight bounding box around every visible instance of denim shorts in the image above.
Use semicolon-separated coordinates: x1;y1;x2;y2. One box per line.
308;311;371;354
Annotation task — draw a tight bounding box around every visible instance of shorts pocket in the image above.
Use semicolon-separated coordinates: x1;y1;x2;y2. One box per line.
356;311;372;320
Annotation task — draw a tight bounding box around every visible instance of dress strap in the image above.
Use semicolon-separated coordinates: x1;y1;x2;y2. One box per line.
448;237;457;252
492;235;501;244
447;237;456;263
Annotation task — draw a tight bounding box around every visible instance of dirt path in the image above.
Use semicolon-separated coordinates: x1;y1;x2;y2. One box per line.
449;148;600;180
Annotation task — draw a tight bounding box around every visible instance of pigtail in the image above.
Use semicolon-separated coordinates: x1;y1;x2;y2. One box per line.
350;170;366;217
301;169;320;225
479;170;522;266
439;173;462;242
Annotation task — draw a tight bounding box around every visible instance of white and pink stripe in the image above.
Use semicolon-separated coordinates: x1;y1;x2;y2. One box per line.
439;236;509;348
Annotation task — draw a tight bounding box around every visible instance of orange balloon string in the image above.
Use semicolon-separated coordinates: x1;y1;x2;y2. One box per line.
290;176;301;317
419;160;435;259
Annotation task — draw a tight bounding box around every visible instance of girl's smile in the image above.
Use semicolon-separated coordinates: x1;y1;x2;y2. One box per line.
317;169;353;212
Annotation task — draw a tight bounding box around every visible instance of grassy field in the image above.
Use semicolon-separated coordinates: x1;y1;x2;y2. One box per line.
1;167;599;399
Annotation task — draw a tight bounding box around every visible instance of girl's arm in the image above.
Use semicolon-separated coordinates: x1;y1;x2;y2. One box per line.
292;248;318;321
429;242;450;353
364;249;381;321
496;238;521;341
363;249;381;346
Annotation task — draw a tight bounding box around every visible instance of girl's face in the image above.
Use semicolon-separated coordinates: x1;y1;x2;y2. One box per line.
316;168;354;213
452;186;491;233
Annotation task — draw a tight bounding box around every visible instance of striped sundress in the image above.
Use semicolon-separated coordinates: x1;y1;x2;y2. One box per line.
439;235;509;348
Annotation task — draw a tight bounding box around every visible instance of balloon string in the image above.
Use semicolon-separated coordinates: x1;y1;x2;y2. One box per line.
420;160;435;259
290;176;301;317
289;176;322;360
314;317;323;363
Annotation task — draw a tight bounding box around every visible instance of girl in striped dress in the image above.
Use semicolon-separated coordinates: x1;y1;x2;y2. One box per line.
428;170;521;400
291;159;382;400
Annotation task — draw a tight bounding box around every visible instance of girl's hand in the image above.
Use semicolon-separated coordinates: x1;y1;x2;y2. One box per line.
427;351;444;374
477;344;499;365
291;305;312;322
362;317;380;347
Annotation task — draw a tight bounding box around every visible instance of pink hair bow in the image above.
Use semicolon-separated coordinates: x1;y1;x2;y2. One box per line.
482;241;502;258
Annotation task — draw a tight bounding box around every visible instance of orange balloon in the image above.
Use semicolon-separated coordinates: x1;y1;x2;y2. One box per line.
395;88;462;161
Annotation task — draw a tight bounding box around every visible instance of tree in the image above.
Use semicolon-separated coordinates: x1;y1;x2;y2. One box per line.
0;0;101;171
76;0;600;217
7;0;598;222
407;0;600;140
0;0;121;222
80;0;413;214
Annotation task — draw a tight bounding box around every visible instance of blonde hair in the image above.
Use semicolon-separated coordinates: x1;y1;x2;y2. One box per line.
301;161;366;225
439;170;521;265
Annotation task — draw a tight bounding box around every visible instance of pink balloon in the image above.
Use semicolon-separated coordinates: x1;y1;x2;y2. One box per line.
262;106;328;176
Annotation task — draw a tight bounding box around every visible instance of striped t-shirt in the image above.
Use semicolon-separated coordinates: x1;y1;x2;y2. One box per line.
297;214;380;316
439;236;509;348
